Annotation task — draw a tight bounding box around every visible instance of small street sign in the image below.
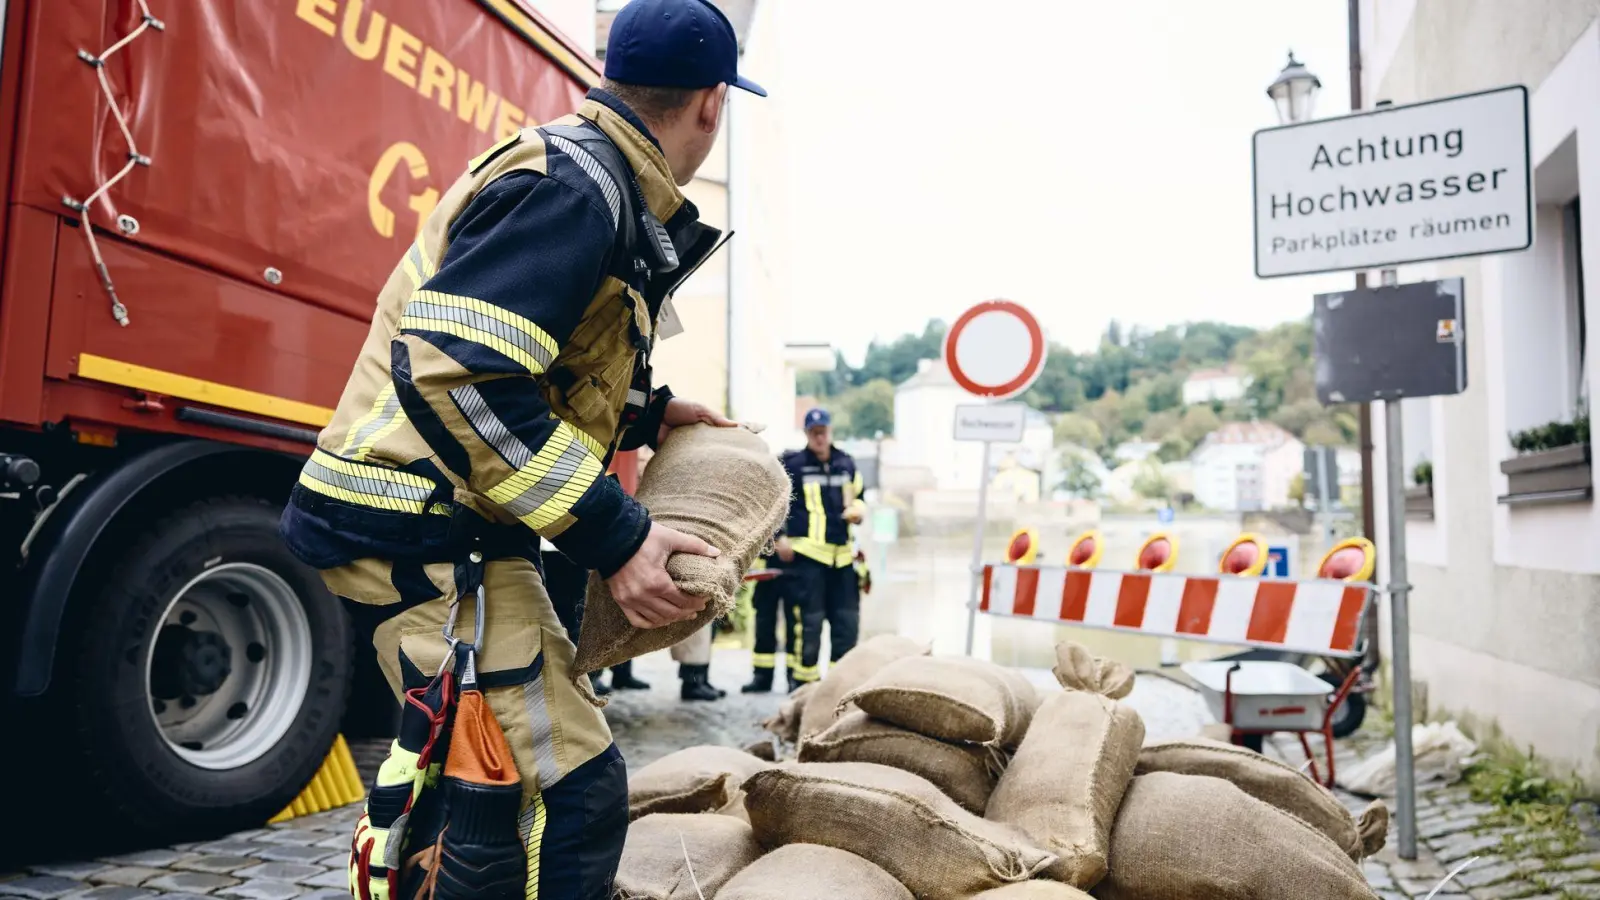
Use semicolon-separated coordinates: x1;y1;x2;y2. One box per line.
944;300;1047;399
954;403;1026;443
1265;543;1296;578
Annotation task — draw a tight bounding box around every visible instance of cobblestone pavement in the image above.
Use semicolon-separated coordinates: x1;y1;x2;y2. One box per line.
3;649;1594;899
1255;728;1600;900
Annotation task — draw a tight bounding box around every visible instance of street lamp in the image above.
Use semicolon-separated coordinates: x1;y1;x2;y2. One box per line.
1267;51;1322;124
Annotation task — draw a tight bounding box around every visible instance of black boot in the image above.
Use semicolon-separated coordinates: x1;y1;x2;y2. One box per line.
589;671;612;697
609;660;651;691
741;668;774;694
680;664;721;702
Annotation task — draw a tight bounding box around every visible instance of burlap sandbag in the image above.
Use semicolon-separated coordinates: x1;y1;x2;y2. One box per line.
614;813;763;900
628;744;773;819
718;844;912;900
764;682;816;745
743;762;1055;900
986;690;1144;888
1052;641;1135;698
715;787;751;823
574;424;790;675
799;710;999;814
1137;738;1389;860
969;884;1094;899
841;655;1040;748
1096;773;1379;900
798;634;929;739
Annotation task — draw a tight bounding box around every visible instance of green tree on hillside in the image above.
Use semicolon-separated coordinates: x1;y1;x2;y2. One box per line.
1053;413;1103;450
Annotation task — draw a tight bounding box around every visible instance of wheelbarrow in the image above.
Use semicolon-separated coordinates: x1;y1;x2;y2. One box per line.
1181;658;1363;788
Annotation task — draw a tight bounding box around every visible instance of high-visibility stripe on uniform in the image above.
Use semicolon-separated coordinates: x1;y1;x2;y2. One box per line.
980;564;1370;657
485;424;601;532
520;793;547;900
299;450;437;514
341;383;410;461
451;382;535;469
399;290;560;375
752;652;778;670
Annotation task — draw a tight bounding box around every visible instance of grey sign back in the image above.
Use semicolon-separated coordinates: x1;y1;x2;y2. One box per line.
1313;278;1467;404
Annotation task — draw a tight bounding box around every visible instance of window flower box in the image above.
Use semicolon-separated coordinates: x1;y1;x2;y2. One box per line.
1404;485;1434;519
1498;443;1592;506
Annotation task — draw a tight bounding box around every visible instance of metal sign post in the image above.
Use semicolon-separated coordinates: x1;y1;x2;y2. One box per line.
943;300;1047;659
1383;395;1419;859
1313;275;1465;860
963;439;995;656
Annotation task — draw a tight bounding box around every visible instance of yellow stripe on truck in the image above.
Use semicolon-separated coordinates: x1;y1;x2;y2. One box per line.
76;354;334;428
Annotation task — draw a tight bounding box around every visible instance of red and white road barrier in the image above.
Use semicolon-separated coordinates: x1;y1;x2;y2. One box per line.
979;564;1371;658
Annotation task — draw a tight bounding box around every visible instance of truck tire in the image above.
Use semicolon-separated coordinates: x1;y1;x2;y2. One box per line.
69;496;351;839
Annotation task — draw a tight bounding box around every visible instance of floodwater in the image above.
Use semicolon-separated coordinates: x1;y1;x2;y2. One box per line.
855;516;1348;671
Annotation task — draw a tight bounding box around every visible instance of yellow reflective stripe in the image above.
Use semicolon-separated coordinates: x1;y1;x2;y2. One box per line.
752;653;777;669
310;450;434;488
804;483;824;543
400;290;559;374
790;537;852;566
401;254;423;291
569;424;606;458
340;383;409;461
416;233;436;277
485;423;602;531
791;664;821;683
523;793;547;900
852;471;864;495
299;450;435;514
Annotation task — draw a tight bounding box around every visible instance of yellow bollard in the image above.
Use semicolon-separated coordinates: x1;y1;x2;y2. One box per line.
268;734;366;824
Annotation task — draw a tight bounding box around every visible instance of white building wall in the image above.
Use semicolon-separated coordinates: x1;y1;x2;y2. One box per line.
1181;374;1247;406
728;0;799;453
1362;0;1600;786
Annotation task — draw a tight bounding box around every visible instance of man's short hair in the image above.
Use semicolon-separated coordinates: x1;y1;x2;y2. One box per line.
601;78;699;126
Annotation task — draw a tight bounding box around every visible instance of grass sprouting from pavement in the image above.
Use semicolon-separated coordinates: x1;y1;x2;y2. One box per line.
1465;748;1590;863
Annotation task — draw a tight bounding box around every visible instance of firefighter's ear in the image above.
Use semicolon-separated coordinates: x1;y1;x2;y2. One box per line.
699;83;729;134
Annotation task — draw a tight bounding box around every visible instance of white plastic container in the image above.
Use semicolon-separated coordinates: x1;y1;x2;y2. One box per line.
1180;660;1333;732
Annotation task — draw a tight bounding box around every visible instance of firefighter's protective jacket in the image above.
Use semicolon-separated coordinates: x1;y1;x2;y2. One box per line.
781;446;866;568
281;90;719;588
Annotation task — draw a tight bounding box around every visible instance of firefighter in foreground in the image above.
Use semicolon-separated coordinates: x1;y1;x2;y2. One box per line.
279;0;765;896
744;409;865;692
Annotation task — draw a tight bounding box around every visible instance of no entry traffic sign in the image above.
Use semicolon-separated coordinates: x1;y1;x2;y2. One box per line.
944;300;1047;399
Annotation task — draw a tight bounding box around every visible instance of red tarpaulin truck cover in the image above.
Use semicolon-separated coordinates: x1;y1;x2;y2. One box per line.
9;0;599;422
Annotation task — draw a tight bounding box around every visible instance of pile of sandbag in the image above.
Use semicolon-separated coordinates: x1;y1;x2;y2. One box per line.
614;638;1389;900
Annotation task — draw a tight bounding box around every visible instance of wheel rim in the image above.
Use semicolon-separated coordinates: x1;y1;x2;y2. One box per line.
144;563;312;770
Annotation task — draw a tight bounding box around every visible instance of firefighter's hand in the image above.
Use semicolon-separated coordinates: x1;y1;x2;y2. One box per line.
775;535;795;563
659;398;738;445
843;506;865;525
607;523;719;629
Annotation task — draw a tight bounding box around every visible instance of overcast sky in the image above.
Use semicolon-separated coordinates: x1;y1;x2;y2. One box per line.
764;0;1357;361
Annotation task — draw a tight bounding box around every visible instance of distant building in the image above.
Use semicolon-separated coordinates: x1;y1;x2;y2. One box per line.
1113;440;1161;464
1181;367;1250;406
887;358;1053;492
1191;422;1304;512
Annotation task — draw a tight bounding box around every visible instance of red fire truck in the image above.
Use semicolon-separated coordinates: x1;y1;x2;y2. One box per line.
0;0;632;839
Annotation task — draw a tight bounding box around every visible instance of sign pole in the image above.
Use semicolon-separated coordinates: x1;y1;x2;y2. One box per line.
1383;397;1419;859
963;439;994;657
1318;446;1336;550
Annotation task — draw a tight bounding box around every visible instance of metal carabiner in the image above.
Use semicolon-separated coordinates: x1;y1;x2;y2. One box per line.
440;552;488;685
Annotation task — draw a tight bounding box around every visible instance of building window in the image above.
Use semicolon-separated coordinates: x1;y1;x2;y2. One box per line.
1563;196;1587;414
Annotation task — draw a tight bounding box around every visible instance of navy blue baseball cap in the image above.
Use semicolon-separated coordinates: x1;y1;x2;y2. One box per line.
804;408;831;430
605;0;767;97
